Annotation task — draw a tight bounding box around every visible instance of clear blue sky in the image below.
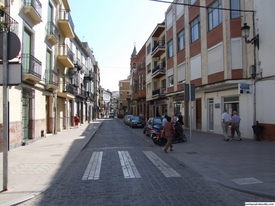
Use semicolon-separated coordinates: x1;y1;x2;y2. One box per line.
69;0;170;91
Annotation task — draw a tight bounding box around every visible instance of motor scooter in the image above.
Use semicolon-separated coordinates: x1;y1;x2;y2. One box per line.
151;121;187;146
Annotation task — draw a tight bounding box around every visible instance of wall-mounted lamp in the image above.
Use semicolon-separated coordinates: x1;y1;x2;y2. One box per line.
241;23;259;49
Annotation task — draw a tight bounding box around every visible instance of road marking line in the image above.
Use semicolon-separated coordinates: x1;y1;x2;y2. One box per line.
82;151;103;180
118;151;141;178
143;151;181;178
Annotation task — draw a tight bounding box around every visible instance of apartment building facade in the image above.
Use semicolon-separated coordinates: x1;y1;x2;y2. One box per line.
161;0;275;140
118;78;130;115
130;45;147;119
0;0;99;150
146;22;167;119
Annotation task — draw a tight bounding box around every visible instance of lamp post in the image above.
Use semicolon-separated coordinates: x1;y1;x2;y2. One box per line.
241;21;261;140
241;23;259;49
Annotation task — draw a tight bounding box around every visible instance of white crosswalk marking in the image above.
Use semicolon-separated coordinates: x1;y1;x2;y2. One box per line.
82;151;103;180
118;151;141;178
143;151;181;178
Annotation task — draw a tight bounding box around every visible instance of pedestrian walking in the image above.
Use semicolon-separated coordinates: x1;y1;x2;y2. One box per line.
178;112;184;126
161;116;175;153
231;110;242;141
221;109;231;141
74;114;79;128
162;115;168;126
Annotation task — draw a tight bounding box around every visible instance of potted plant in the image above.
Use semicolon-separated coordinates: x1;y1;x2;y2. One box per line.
0;5;7;17
0;20;8;32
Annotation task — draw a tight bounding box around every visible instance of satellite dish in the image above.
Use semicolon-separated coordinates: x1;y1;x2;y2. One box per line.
0;32;21;60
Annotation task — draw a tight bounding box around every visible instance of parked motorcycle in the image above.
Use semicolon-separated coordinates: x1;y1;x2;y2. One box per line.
151;121;187;146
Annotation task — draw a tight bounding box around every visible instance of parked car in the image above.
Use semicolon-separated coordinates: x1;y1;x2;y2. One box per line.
123;115;133;125
128;116;146;128
143;117;163;136
109;112;115;118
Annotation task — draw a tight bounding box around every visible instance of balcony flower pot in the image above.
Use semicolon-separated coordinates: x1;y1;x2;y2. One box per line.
0;21;8;32
0;5;7;17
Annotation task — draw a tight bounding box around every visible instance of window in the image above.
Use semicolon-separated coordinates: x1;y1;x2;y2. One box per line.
190;17;200;43
147;44;151;56
230;0;240;19
147;63;151;74
177;30;185;51
168;75;174;87
190;0;196;5
208;0;222;31
167;40;173;58
176;0;184;17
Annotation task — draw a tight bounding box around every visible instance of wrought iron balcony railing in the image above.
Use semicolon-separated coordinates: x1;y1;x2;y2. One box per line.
58;44;74;63
152;40;165;53
0;12;19;34
58;9;74;31
65;83;75;95
152;87;166;97
45;69;58;86
46;21;58;39
21;53;42;78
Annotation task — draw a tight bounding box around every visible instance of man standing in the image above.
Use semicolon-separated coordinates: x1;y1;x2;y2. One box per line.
178;112;183;126
231;111;241;141
221;109;231;141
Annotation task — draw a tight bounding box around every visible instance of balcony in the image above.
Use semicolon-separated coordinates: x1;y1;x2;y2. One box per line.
0;12;19;34
74;58;81;70
45;69;58;91
57;44;74;68
76;88;87;99
57;9;74;38
152;87;166;98
151;40;165;58
58;82;75;99
46;21;58;46
84;70;94;81
22;0;42;25
21;53;42;84
152;64;166;79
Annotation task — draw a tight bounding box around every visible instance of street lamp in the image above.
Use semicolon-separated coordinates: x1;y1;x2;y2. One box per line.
241;23;259;49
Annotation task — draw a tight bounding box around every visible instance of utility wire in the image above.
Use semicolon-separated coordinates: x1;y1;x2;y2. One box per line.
150;0;255;13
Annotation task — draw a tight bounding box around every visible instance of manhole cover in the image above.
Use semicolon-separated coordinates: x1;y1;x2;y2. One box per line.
186;151;197;154
231;177;263;185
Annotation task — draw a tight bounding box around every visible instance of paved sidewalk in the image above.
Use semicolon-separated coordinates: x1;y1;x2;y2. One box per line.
0;119;103;206
170;129;275;200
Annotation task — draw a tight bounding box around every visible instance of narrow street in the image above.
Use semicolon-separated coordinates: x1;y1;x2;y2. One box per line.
18;119;272;206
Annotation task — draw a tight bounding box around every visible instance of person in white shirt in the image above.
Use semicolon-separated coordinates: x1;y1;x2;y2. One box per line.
162;115;168;126
221;109;231;141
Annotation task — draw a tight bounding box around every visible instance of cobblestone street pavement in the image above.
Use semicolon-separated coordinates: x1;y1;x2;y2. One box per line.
16;119;273;206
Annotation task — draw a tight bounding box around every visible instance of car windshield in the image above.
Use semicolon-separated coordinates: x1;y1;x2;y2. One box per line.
127;115;132;119
154;118;163;125
132;116;139;120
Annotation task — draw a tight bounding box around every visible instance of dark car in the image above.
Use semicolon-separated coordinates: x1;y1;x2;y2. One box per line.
129;115;146;128
143;117;163;136
109;112;115;118
123;115;133;125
